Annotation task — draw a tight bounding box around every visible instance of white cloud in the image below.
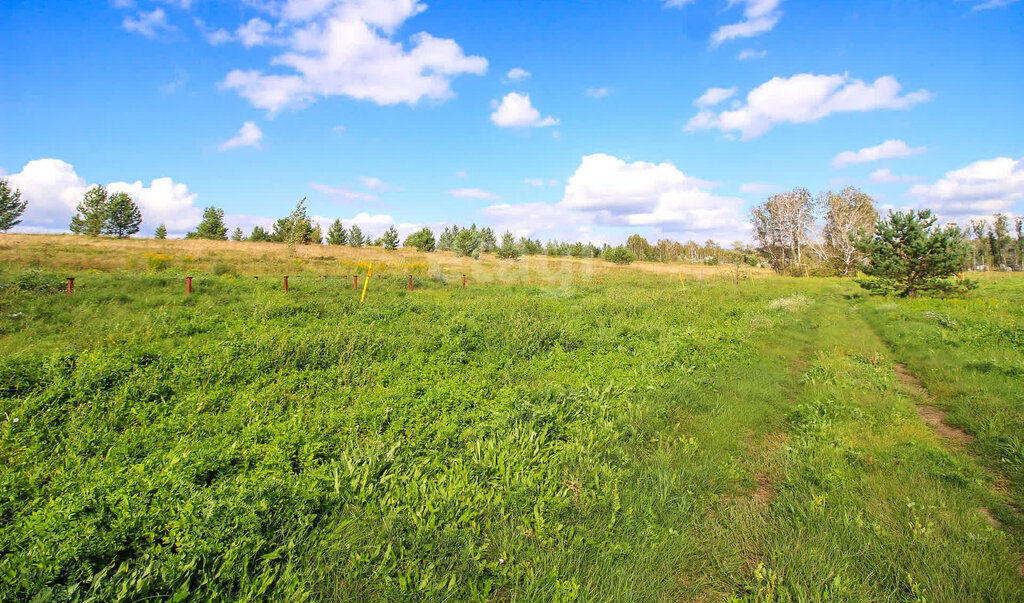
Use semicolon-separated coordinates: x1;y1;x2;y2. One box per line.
6;159;91;230
490;92;559;128
332;125;346;135
739;182;781;194
5;158;200;234
205;27;234;45
160;67;188;93
585;87;613;99
236;18;275;48
455;170;469;178
831;139;927;168
482;153;748;242
908;156;1024;218
218;121;264;151
219;1;487;114
106;178;202;233
686;73;933;140
123;8;175;38
524;178;560;188
661;0;694;8
711;0;783;46
694;86;737;108
360;176;398;191
311;182;379;202
967;0;1021;10
737;49;767;60
448;188;500;200
504;67;531;82
869;168;920;183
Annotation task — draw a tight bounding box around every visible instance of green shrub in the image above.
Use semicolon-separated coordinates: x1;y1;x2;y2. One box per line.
603;246;636;264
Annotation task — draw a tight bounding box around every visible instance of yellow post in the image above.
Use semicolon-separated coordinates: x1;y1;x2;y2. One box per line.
360;264;373;304
678;273;685;287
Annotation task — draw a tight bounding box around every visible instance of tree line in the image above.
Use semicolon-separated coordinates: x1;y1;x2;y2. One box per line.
2;178;1022;287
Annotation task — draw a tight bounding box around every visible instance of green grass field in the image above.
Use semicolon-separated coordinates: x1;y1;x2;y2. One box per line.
1;237;1022;601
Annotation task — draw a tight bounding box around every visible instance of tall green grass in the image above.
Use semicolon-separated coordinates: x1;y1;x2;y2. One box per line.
0;267;1021;601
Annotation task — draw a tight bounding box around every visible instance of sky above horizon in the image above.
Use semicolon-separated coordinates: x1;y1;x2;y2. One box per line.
2;0;1023;244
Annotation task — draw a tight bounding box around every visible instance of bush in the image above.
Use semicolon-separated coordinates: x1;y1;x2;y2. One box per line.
603;246;636;265
146;253;173;272
212;262;237;277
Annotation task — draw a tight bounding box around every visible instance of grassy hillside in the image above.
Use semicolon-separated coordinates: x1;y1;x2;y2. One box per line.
0;235;1021;601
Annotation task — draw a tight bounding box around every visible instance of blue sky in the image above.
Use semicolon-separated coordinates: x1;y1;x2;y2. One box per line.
2;0;1022;243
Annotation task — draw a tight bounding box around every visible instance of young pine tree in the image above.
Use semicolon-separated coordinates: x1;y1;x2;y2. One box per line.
249;225;272;242
403;227;435;252
70;185;109;236
310;224;324;245
231;227;245;241
326;220;347;245
348;225;364;247
103;192;143;238
0;178;28;232
380;225;400;250
188;206;228;240
854;209;973;297
154;224;168;239
495;230;521;259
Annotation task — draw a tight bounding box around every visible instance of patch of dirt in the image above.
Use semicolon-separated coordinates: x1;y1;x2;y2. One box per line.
752;474;775;507
915;405;973;445
980;507;1001;527
893;363;974;445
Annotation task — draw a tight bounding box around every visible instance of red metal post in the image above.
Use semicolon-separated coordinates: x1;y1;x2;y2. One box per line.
67;277;74;295
254;275;259;280
354;275;358;290
186;276;192;295
408;275;413;291
284;276;289;292
462;274;466;289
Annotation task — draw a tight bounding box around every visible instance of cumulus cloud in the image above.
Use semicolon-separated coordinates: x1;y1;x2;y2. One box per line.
218;0;487;114
5;158;201;234
831;139;927;168
504;67;531;82
236;18;275;48
711;0;783;46
908;156;1024;218
123;8;175;38
6;159;91;231
585;87;613;99
869;168;920;183
106;178;202;232
218;121;264;151
686;73;933;140
490;93;559;128
448;188;500;200
481;153;748;242
694;86;737;107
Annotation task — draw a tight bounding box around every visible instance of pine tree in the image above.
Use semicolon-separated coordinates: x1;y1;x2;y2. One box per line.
495;230;521;259
154;224;167;239
348;225;364;247
326;219;347;245
187;206;228;240
0;178;28;232
403;227;435;251
310;224;323;245
70;185;108;236
103;192;142;238
231;227;245;241
381;225;400;250
249;225;272;242
854;209;973;297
